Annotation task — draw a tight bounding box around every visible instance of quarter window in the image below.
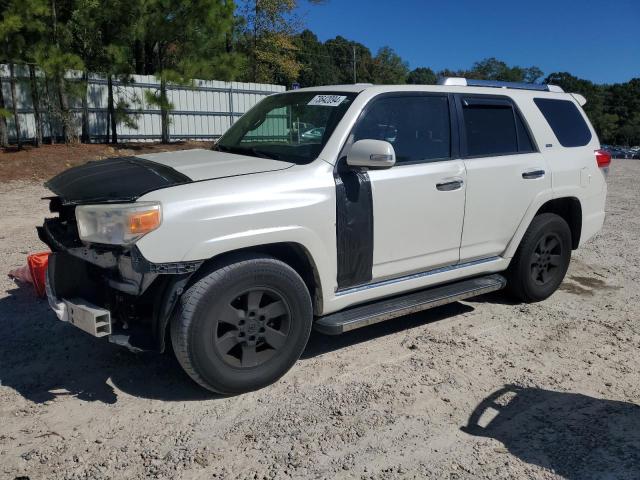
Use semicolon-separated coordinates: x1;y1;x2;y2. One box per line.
461;97;535;157
352;95;451;163
534;98;592;147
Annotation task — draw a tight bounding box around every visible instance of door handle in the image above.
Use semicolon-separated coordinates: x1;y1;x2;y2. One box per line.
522;169;545;179
436;178;464;191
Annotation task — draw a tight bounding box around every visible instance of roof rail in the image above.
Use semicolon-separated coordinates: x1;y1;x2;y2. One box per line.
438;77;564;93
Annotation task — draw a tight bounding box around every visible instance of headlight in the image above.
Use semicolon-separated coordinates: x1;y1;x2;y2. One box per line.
75;202;162;245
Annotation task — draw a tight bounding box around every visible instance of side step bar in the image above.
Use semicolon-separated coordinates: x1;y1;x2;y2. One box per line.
314;274;506;335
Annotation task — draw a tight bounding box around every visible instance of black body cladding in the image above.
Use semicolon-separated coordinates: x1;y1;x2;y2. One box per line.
45;156;192;204
335;168;374;289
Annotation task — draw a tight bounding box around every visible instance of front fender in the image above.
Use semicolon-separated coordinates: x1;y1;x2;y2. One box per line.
135;162;338;307
182;225;332;284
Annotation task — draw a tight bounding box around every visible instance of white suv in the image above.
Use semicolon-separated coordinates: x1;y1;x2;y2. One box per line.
39;78;609;393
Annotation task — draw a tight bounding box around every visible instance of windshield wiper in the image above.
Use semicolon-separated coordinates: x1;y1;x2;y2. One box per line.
246;147;281;160
214;144;281;161
214;144;232;153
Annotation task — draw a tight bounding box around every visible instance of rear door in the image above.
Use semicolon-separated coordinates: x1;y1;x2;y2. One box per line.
457;95;551;261
352;94;466;281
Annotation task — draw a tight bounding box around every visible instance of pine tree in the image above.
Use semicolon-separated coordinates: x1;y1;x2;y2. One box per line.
70;0;140;143
140;0;240;143
34;0;84;143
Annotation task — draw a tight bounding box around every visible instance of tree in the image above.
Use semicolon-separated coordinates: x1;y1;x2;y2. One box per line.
617;113;640;146
0;75;7;146
407;67;437;85
34;0;84;144
325;36;373;84
468;57;543;83
0;0;49;147
140;0;239;143
293;29;332;87
70;0;141;143
238;0;303;84
371;46;408;84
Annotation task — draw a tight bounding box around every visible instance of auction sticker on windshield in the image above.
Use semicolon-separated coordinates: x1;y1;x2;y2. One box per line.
308;95;347;107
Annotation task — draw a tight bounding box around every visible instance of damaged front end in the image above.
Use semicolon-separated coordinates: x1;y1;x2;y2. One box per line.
38;198;201;352
37;157;200;353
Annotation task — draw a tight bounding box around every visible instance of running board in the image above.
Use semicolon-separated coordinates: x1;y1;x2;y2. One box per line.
314;274;506;335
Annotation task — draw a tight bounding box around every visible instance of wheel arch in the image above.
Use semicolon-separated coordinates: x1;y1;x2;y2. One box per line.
193;242;324;314
535;197;582;249
153;242;323;354
504;195;583;260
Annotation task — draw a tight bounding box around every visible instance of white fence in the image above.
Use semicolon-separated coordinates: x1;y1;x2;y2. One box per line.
0;65;285;143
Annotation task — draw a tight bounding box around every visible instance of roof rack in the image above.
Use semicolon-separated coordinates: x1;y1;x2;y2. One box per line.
438;77;564;93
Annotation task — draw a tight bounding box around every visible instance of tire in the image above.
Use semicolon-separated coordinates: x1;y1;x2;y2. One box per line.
171;254;313;394
506;213;572;302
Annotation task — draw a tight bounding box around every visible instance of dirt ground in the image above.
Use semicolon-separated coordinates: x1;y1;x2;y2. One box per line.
0;142;214;182
1;159;639;480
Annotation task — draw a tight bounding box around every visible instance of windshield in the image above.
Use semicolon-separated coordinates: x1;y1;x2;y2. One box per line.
215;91;357;164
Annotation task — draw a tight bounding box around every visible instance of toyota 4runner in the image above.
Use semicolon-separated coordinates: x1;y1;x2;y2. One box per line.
38;78;609;393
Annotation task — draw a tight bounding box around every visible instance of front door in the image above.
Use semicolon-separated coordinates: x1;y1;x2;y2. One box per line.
352;94;466;281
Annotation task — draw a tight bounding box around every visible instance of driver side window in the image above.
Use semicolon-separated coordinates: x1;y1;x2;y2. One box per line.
352;95;451;164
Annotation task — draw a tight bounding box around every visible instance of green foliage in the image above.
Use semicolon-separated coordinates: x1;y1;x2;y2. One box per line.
0;0;50;62
141;0;240;83
238;0;302;84
0;0;637;147
324;36;373;84
115;97;138;130
446;57;544;83
144;89;174;112
372;47;409;84
69;0;137;75
293;29;332;87
407;67;437;85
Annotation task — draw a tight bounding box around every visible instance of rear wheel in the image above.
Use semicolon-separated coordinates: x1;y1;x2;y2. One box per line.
507;213;572;302
171;254;313;394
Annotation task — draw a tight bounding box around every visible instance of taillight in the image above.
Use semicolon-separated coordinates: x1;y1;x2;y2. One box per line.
595;149;611;169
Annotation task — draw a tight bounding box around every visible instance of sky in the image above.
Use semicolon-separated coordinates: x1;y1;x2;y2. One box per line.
295;0;639;84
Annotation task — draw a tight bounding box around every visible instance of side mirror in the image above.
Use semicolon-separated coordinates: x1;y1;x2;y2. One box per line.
346;139;396;169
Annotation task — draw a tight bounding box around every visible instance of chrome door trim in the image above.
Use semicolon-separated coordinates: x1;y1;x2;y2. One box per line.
335;256;502;296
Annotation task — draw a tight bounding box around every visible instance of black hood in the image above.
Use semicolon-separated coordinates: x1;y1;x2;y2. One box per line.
45;157;192;205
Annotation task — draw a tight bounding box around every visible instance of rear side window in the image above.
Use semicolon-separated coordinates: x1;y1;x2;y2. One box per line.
353;95;451;163
461;97;535;157
534;98;592;147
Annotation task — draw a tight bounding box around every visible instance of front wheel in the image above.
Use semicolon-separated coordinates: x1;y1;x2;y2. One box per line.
171;254;313;394
507;213;572;302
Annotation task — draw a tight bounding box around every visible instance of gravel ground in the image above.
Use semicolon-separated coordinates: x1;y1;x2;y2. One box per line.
1;159;639;480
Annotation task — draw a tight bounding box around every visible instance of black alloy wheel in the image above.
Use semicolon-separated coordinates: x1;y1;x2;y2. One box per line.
171;254;313;394
213;288;292;369
506;213;572;302
530;233;563;286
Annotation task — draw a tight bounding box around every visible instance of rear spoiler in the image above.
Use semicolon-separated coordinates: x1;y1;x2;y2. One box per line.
570;93;587;106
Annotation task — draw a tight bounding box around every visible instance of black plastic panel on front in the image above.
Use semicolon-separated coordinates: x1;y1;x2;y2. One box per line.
45;156;192;205
47;252;105;306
